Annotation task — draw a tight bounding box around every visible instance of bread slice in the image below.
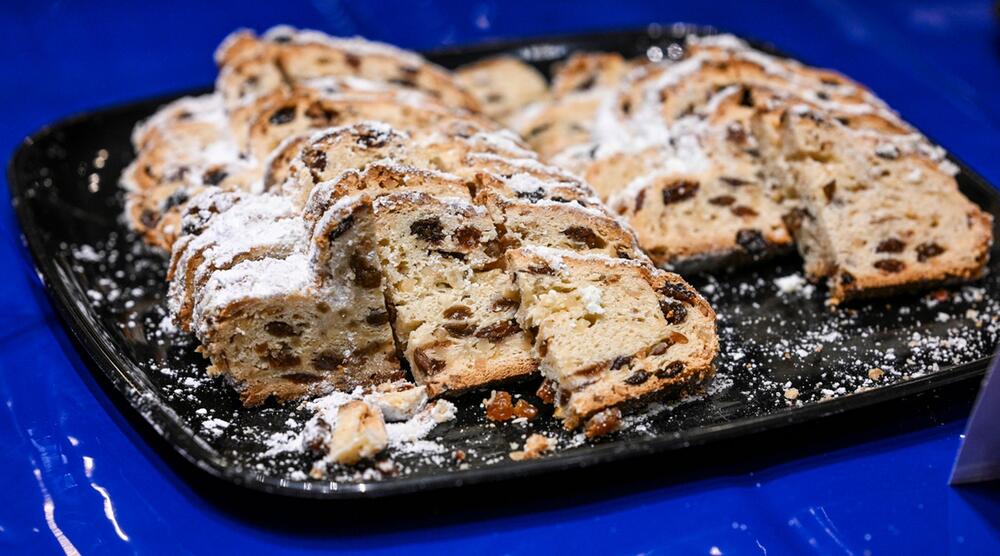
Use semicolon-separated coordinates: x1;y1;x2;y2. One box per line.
167;190;303;332
759;106;993;303
215;26;479;114
507;247;718;429
372;191;536;396
455;56;548;125
177;190;404;405
121;93;258;250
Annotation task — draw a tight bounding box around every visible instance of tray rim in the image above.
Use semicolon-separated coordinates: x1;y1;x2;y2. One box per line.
6;26;997;500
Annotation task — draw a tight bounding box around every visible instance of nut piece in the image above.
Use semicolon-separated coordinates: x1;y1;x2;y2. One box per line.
326;400;388;465
867;368;885;381
783;387;799;400
370;382;428;422
510;433;553;461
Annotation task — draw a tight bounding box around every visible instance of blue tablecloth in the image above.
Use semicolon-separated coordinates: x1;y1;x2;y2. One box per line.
1;1;998;553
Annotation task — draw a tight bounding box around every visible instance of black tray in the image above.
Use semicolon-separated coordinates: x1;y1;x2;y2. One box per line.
8;26;1000;499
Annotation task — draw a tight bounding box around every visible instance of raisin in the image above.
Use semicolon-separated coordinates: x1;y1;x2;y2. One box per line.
708;195;736;206
516;188;545;202
491;297;519;312
621;99;632;115
876;238;905;253
282;373;322;384
349;252;381;289
140;209;159;228
484;391;514;421
162;190;189;211
410;217;445;243
738;86;754;107
355;127;390;148
726;123;747;144
444;305;473;320
822;180;836;203
327;214;354;242
265;321;297;337
413;348;445;376
655;361;684;378
365;310;389;326
526;122;552;138
915;242;945;262
269;106;296;125
526;264;556;275
635;188;646;211
485;93;503;103
584;408;621;439
659;299;688;325
816;90;830;101
782;208;808;233
841;272;855;285
662;180;699;204
452;225;481;248
624;370;650;385
474;320;521;343
874;259;906;273
434;250;466;261
720;176;751;187
202;168;228;186
563;226;607;249
649;341;671;356
731;205;759;217
574;75;597;91
735;229;768;255
536;379;557;405
303;148;327;175
304;102;338;124
312;351;344;370
610;355;633;370
836;116;851;126
344;52;361;69
659;282;696;303
265;345;300;369
444;322;476;337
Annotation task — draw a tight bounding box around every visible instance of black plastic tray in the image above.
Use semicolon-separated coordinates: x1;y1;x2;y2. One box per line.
8;26;1000;499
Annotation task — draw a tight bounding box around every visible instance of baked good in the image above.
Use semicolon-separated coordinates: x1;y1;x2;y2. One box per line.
180;191;403;406
215;26;479;114
122;93;258;250
507;247;718;429
756;105;993;304
372;190;537;396
455;56;548;125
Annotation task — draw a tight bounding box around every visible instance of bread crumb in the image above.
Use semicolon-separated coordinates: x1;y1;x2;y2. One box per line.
867;368;885;381
509;433;553;461
784;387;799;400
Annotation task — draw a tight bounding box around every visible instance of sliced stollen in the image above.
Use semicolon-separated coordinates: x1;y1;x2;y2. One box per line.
180;194;404;406
475;188;647;262
534;33;910;270
239;86;497;163
122;93;258;250
507;247;718;430
603;86;793;269
455;56;549;125
215;26;479;114
167;190;303;332
758;105;993;304
372;190;536;397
